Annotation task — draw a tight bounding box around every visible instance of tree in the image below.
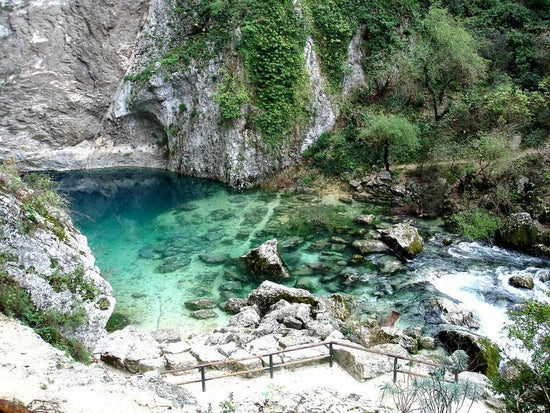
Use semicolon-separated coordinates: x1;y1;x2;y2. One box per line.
359;114;419;171
409;6;486;121
492;299;550;412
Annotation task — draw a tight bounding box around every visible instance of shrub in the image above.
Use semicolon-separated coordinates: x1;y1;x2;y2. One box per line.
106;312;132;332
448;209;501;241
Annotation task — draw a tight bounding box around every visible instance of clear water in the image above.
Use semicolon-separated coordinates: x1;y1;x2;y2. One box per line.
55;169;550;345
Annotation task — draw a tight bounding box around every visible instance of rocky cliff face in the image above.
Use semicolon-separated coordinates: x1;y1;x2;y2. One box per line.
0;0;155;170
0;0;343;187
0;168;114;349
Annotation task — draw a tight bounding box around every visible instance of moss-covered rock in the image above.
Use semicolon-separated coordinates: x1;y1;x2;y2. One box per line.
497;212;538;250
438;328;501;377
378;223;423;260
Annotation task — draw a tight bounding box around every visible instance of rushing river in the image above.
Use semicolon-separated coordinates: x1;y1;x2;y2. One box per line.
55;169;550;346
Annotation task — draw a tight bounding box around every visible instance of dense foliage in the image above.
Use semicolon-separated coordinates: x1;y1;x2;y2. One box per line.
302;0;548;239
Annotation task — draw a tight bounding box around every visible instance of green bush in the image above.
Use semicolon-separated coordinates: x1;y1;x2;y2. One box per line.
106;312;132;333
47;265;100;302
448;209;501;241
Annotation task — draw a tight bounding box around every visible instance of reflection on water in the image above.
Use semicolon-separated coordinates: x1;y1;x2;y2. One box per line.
55;169;550;344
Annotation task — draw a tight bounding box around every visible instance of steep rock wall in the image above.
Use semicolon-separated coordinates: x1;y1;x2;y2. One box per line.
0;169;114;349
105;0;336;188
0;0;339;187
0;0;153;170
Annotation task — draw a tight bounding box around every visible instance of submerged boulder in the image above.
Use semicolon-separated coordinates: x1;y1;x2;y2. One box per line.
199;252;229;264
184;298;217;310
379;223;423;259
352;239;390;255
241;239;290;281
355;214;376;226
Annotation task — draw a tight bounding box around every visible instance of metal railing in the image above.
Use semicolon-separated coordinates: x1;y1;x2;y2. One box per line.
162;340;441;392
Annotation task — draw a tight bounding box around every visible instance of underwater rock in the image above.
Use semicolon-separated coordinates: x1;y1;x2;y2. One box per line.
241;239;290;282
223;269;248;283
369;255;403;274
210;209;237;221
203;231;225;242
155;256;190;273
349;254;365;265
137;245;160;260
330;236;348;244
307;262;332;273
199;252;229;264
189;309;218;320
379;223;423;259
247;281;316;316
295;278;319;293
280;236;305;251
352;239;390;255
307;239;331;251
177;202;200;211
219;281;243;292
292;266;314;276
184;298;217;310
508;275;534;290
355;214;376;226
219;291;238;301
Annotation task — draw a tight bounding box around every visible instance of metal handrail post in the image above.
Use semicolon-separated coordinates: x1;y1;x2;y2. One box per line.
393;357;398;383
200;366;206;392
269;354;274;378
329;342;334;367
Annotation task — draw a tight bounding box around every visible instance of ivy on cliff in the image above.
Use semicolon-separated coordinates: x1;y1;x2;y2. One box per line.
239;0;308;145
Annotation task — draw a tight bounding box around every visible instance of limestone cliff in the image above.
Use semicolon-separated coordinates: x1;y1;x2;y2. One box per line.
0;0;154;170
0;0;358;187
0;167;114;349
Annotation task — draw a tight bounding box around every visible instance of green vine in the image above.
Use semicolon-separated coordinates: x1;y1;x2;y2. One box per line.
240;0;308;145
214;69;249;120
